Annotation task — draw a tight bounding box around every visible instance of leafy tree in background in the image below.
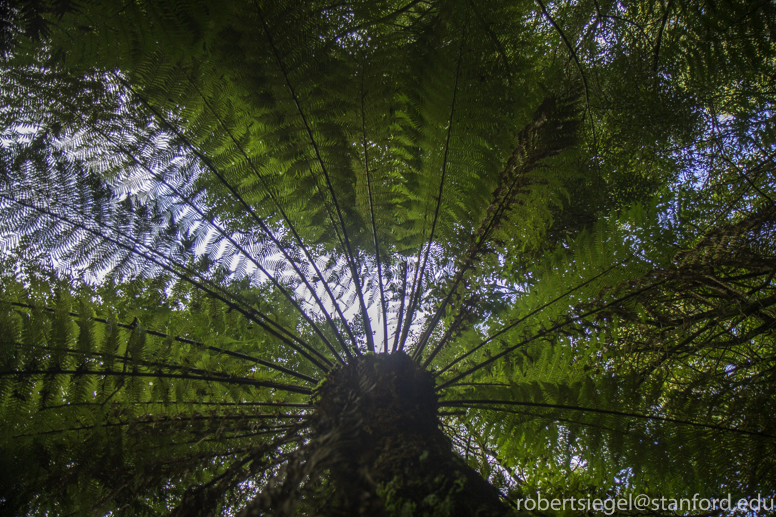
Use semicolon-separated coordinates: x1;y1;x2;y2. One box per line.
1;0;775;515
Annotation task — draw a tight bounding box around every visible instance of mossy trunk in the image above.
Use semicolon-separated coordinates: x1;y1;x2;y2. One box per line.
309;352;509;516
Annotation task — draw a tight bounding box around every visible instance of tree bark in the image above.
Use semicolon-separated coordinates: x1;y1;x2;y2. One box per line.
308;352;509;516
239;352;510;516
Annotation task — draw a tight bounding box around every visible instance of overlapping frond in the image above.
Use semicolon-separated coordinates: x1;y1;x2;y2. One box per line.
0;274;312;516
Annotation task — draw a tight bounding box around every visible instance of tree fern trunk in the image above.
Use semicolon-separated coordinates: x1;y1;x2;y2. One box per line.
239;352;509;516
308;353;508;516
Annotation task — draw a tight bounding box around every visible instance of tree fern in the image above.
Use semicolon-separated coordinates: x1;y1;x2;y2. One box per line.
1;0;775;515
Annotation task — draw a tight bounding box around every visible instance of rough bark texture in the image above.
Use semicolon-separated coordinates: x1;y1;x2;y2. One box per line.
238;352;510;516
308;352;509;516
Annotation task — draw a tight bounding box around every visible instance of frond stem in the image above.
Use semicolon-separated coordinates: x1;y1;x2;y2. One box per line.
359;59;390;353
435;280;666;390
0;193;332;372
435;261;624;377
439;400;776;438
187;87;355;360
111;74;350;363
391;261;409;352
403;30;466;356
254;1;375;352
0;369;312;395
100;128;346;365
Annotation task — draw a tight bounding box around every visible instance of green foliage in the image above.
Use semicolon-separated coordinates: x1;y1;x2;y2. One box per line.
379;472;467;517
1;0;775;515
0;266;312;516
